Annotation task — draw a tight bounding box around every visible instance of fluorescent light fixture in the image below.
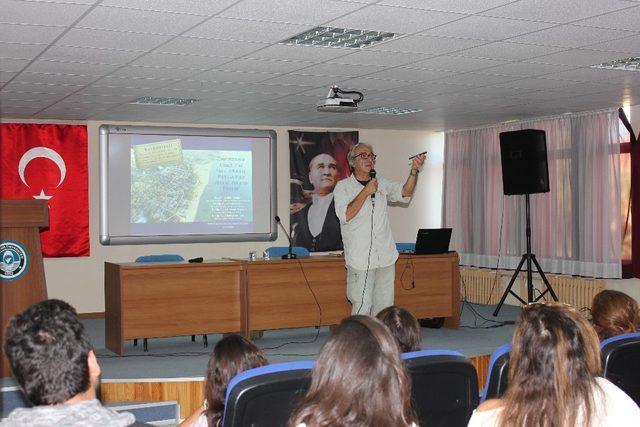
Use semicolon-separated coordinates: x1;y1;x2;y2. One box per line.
281;27;401;49
130;96;199;106
591;57;640;72
357;106;422;115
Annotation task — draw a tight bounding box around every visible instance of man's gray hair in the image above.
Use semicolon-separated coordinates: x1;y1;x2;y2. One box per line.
347;142;374;161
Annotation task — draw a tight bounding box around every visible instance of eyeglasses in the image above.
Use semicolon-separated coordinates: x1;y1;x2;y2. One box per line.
354;152;377;160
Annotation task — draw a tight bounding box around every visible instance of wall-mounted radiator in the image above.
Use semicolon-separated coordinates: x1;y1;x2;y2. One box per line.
520;274;604;314
461;268;605;315
460;268;502;305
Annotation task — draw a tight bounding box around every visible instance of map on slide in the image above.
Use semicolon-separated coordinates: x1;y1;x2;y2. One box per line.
130;139;252;224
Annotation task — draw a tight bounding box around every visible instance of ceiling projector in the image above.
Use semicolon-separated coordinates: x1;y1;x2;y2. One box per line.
317;85;364;113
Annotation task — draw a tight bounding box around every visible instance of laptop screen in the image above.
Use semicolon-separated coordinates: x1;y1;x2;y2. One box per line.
414;228;452;255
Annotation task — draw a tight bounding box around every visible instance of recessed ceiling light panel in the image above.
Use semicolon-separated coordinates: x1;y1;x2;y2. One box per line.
591;57;640;72
357;106;422;115
281;27;401;49
130;97;199;106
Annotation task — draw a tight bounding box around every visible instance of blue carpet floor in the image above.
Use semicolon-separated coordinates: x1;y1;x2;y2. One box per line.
1;303;520;385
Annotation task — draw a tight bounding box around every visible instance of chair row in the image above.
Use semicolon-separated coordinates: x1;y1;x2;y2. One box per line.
222;350;478;427
482;332;640;405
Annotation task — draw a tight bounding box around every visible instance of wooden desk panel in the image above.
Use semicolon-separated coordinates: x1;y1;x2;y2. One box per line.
105;260;244;355
245;257;350;330
395;252;460;328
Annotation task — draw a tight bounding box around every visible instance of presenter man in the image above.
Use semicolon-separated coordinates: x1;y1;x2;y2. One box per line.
334;143;425;316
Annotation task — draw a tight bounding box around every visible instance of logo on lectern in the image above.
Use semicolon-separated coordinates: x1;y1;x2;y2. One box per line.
0;241;29;281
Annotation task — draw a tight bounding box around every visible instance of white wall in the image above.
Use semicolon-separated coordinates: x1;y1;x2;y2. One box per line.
363;129;444;242
39;120;444;313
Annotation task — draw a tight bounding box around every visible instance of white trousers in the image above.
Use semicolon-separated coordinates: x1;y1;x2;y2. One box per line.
346;264;395;316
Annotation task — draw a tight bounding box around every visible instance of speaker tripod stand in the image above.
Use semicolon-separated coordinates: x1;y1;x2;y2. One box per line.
493;194;558;317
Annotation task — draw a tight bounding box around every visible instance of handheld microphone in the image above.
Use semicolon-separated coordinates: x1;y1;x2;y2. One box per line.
369;169;376;202
274;216;297;259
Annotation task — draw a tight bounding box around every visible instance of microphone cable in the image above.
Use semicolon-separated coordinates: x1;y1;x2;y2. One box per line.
355;199;375;315
261;257;324;355
399;253;416;290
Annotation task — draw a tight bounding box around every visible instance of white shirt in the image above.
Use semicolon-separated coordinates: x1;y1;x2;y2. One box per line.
308;192;334;237
334;174;410;270
467;377;640;427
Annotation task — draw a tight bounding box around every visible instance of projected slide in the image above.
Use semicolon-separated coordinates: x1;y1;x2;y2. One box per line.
130;139;252;226
99;124;275;245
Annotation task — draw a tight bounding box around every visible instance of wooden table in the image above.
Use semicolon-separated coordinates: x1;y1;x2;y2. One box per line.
394;252;460;329
244;252;460;332
104;252;459;355
104;259;245;355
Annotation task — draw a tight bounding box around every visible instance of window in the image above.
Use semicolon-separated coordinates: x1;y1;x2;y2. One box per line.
619;106;632;275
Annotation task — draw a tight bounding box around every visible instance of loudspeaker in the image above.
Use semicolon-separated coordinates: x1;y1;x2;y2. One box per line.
500;129;549;195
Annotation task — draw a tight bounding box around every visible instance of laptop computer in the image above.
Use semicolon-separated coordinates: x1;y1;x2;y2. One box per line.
413;228;452;255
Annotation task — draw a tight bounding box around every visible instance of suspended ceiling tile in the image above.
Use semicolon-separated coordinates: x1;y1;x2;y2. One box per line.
76;6;206;34
479;0;634;24
327;5;465;34
184;18;312;44
219;0;364;25
56;28;173;51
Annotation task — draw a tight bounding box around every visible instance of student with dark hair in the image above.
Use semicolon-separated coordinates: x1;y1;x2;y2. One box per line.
179;334;267;427
289;315;418;427
376;305;421;352
2;299;136;426
591;290;639;340
468;302;640;427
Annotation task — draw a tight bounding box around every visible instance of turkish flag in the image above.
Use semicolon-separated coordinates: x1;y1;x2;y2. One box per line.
0;123;89;257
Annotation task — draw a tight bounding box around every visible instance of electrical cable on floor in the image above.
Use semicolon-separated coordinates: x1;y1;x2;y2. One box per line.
261;257;323;355
482;197;506;306
460;275;514;329
457;197;506;329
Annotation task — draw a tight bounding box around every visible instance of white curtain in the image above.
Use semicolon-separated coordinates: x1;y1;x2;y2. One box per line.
444;110;621;278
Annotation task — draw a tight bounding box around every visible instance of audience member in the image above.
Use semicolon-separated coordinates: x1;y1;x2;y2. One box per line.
468;302;640;427
289;315;417;427
179;334;267;427
1;299;137;426
592;290;639;340
376;305;421;352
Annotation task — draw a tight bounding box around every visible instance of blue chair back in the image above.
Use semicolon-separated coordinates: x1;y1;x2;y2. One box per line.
402;350;479;427
265;246;310;258
396;242;416;252
135;254;184;263
222;361;314;427
600;332;640;405
481;343;511;402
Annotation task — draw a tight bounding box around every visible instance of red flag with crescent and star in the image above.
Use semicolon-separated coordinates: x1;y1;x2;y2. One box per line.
0;123;89;257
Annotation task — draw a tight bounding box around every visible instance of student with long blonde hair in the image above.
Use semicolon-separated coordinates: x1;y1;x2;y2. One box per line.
289;315;417;427
468;303;640;427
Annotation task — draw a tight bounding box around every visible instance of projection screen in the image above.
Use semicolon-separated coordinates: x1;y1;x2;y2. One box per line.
99;124;277;245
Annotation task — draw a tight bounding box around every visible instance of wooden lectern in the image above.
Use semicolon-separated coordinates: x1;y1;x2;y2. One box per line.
0;199;48;377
